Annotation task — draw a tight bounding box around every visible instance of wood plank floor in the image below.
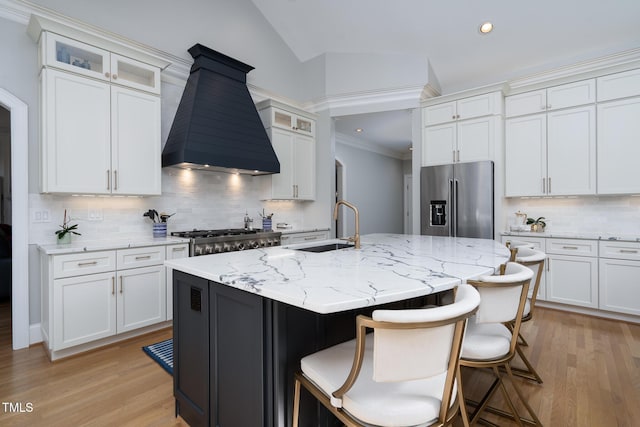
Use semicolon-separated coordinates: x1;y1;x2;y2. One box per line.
1;301;639;426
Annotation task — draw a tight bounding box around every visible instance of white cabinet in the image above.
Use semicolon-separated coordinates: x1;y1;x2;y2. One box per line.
257;100;317;200
597;68;640;102
42;32;160;94
505;80;596;197
280;230;330;246
545;239;598;309
41;243;175;359
39;33;161;195
166;243;189;320
422;91;502;166
599;241;640;316
596;97;640;194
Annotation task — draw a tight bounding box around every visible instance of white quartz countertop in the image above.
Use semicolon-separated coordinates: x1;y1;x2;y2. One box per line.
37;236;190;255
165;233;510;314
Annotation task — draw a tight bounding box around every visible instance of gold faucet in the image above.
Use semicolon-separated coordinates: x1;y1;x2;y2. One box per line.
333;200;360;249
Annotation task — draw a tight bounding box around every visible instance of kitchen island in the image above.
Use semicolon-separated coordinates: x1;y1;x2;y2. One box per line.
165;234;510;427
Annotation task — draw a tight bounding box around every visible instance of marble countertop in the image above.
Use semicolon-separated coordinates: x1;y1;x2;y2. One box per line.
165;233;510;314
37;236;190;255
502;230;640;242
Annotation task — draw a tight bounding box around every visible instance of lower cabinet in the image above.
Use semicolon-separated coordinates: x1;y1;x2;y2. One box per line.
41;243;179;359
599;241;640;316
280;229;330;246
546;253;598;308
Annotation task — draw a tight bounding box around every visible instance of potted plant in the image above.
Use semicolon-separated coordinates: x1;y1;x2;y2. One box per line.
526;216;547;232
55;209;81;244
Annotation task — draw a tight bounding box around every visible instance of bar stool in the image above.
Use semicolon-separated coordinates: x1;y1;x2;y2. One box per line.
510;247;546;384
504;239;535;262
458;262;542;426
292;284;481;427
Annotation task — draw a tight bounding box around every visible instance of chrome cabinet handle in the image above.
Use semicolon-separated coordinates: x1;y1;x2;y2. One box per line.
562;246;579;250
112;277;115;295
453;150;456;162
119;276;123;294
304;236;318;241
542;177;546;193
172;247;185;252
456;150;460;162
135;255;151;260
620;249;639;254
114;170;118;191
106;170;110;190
548;177;551;193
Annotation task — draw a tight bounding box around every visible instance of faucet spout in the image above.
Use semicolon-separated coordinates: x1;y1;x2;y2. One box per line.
333;200;360;249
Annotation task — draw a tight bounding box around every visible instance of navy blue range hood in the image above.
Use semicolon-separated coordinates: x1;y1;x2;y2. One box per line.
162;44;280;175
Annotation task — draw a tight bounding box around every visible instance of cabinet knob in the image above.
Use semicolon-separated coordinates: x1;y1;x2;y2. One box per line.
456;114;461;119
452;115;456;120
112;74;118;80
547;104;552;109
105;72;110;78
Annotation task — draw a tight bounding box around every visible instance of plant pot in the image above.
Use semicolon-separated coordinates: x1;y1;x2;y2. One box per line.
58;233;71;244
530;224;545;232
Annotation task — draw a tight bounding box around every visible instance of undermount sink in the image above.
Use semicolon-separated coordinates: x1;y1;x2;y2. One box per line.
295;243;354;253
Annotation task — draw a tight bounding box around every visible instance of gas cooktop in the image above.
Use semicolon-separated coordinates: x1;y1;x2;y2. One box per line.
171;228;260;238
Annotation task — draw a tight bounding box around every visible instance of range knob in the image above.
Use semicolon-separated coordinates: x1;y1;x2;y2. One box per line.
223;243;231;252
205;245;214;254
237;242;246;251
195;246;204;256
250;241;260;249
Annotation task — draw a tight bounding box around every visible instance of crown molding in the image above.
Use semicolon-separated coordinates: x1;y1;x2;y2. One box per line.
336;131;410;160
306;85;424;116
506;48;640;95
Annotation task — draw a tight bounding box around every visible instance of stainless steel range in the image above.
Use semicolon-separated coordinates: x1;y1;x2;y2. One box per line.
171;228;281;256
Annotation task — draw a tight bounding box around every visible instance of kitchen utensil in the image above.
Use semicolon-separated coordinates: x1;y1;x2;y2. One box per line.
160;212;175;223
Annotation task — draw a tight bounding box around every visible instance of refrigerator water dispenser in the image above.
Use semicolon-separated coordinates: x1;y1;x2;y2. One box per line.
430;200;447;226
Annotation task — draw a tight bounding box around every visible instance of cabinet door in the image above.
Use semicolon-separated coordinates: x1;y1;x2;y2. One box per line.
597;69;640;102
505;114;547;196
422;122;456;166
546;79;595;111
42;69;111;194
44;32;110;82
293;134;316;200
546;106;596;195
597;97;640;194
456;92;498;120
546;255;598;308
423;101;457;126
53;272;117;350
117;265;166;333
111;86;162;195
268;128;295;199
599;258;640;315
457;116;495;163
110;53;161;94
505;90;546;117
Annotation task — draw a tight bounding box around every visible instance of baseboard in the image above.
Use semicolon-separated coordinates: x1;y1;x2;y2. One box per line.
29;323;42;345
537;301;640;324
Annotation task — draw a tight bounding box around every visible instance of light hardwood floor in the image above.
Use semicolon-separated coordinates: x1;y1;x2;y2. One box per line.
0;301;639;426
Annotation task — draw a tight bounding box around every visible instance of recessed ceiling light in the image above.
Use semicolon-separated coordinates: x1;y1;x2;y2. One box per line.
355;128;363;133
479;22;493;34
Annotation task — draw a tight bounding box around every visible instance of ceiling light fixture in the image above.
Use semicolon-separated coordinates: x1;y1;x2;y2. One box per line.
355;128;363;133
479;22;493;34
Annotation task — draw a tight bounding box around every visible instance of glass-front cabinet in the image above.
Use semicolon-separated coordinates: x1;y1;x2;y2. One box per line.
43;32;160;94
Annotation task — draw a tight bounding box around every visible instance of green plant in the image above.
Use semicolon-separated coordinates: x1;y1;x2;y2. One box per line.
55;209;81;240
526;216;546;228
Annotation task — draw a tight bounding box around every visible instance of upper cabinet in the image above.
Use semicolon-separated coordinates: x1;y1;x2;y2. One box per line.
257;100;317;200
422;91;502;166
505;79;596;197
35;26;165;195
43;32;161;95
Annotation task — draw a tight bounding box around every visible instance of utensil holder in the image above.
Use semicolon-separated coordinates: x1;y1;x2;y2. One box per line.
153;223;167;238
262;218;272;231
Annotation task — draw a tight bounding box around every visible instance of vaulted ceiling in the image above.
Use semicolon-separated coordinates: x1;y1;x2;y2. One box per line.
251;0;640;155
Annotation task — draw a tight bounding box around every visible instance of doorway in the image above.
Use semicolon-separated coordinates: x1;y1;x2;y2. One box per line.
0;88;29;350
334;158;346;238
0;107;11;346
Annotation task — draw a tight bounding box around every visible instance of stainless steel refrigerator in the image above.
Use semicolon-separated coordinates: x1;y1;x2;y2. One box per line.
420;160;494;238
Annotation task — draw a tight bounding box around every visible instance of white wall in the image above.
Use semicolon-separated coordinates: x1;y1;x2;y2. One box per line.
335;140;404;236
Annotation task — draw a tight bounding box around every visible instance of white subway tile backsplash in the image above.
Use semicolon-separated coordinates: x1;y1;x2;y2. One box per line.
29;169;305;244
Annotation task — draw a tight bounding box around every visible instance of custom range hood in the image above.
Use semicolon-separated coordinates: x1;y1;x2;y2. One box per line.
162;44;280;175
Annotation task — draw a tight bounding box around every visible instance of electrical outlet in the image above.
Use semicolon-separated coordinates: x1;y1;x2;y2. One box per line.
31;209;51;223
88;208;103;221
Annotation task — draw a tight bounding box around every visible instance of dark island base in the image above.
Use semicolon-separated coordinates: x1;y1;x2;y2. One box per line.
173;270;451;427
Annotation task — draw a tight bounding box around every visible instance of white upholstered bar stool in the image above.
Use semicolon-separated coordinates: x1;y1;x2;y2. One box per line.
458;262;542;426
510;247;546;384
504;239;535;262
292;284;481;427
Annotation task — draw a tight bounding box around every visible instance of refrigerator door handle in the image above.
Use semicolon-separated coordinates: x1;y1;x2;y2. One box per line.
453;179;459;237
449;178;455;237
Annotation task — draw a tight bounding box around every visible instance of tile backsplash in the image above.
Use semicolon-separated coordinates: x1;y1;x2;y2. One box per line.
503;196;640;236
29;168;305;244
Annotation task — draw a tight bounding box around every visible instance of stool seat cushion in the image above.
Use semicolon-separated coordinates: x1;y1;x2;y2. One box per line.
461;321;512;361
301;336;454;427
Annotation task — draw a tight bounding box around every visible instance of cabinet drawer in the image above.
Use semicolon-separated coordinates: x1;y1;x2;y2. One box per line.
53;251;115;279
166;243;189;260
545;239;597;256
117;246;165;269
599;241;640;261
282;231;330;245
